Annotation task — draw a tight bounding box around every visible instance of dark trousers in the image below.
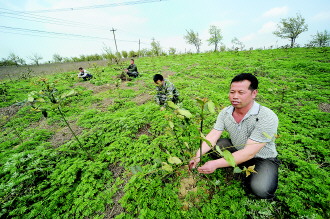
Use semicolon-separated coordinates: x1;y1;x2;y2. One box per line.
83;74;93;81
127;71;138;78
213;138;280;199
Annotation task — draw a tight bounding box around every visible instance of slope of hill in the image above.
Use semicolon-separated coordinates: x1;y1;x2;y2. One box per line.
1;47;329;218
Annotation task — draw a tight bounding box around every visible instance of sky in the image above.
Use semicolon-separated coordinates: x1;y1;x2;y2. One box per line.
0;0;329;64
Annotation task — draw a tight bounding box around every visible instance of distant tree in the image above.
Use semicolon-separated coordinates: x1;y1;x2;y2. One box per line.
169;47;177;55
273;13;308;48
102;44;116;60
63;57;72;62
309;30;330;47
53;53;63;63
86;54;102;61
0;58;14;66
71;56;80;62
184;29;202;53
139;48;149;57
146;50;153;57
4;53;26;66
151;38;162;56
115;52;122;59
219;43;226;52
207;25;223;52
79;55;86;61
128;50;137;58
102;52;116;60
122;51;128;58
231;37;245;51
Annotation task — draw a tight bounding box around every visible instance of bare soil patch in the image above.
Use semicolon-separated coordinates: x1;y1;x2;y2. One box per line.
185;63;199;70
162;70;176;78
178;171;200;211
319;103;330;113
91;98;114;112
74;82;114;94
0;105;22;127
179;173;198;198
28;117;85;147
132;93;153;105
49;121;85;147
136;123;152;138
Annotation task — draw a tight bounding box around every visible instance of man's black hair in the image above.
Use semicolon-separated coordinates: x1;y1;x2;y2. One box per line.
153;74;164;82
78;67;83;70
131;59;134;62
231;73;258;90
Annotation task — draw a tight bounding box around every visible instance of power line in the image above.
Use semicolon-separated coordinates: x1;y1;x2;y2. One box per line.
0;25;146;44
0;8;110;31
23;0;167;13
0;29;94;41
0;25;109;40
0;8;155;45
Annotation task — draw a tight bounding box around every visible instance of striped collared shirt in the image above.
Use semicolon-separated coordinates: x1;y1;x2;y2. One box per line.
214;101;278;158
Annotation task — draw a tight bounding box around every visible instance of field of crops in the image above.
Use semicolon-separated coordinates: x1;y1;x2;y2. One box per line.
1;47;329;218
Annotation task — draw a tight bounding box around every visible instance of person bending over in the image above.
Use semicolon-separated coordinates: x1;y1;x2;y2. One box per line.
153;74;179;108
78;67;93;81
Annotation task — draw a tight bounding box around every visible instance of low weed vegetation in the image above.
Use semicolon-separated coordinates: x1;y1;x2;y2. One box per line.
0;47;329;218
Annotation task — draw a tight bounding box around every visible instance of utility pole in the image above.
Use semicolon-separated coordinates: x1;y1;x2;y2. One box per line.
138;39;141;57
110;28;118;54
214;31;217;52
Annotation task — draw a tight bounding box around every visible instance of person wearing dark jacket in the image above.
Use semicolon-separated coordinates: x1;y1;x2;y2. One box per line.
125;59;139;78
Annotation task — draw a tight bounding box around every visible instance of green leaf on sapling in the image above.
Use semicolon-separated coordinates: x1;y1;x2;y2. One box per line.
168;156;182;164
167;101;179;109
168;121;174;129
161;162;173;172
222;150;236;167
207;100;215;114
177;109;192;118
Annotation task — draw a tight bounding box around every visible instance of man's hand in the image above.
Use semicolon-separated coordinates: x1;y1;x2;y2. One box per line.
188;157;200;170
160;106;165;111
197;160;218;174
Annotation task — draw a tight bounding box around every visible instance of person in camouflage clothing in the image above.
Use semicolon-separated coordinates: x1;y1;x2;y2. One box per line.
153;74;179;107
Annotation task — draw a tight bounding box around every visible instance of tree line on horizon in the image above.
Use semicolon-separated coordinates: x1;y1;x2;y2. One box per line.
1;13;329;67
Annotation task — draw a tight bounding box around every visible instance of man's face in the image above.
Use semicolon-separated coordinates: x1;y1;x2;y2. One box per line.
79;69;84;72
229;80;257;109
130;60;134;64
155;80;163;86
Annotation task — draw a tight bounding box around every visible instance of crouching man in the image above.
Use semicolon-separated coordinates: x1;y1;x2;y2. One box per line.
153;74;179;110
78;67;93;81
189;73;280;199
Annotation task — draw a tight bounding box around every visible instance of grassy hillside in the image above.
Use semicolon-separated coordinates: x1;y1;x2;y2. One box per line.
1;47;329;218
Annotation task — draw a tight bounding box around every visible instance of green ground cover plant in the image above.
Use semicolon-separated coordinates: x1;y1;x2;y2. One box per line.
0;47;329;218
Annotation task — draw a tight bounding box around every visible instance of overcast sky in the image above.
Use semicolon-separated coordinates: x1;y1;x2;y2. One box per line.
1;0;329;63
